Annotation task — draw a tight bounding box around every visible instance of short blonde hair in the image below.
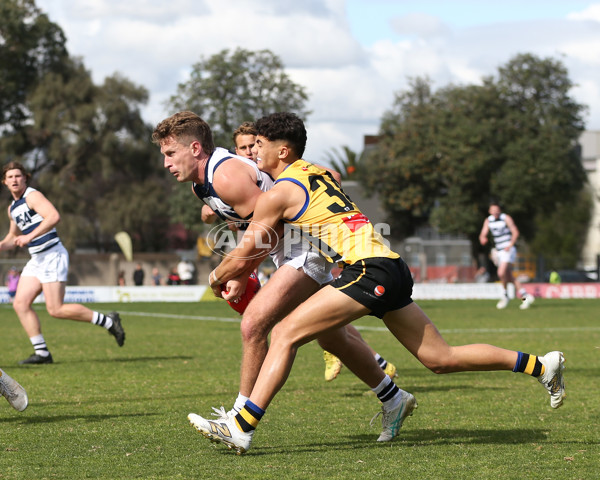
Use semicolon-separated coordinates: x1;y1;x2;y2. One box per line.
152;111;215;154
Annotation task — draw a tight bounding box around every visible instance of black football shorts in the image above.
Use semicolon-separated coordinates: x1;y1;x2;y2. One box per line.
332;256;413;319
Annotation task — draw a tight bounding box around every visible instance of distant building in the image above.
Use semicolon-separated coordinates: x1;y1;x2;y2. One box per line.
580;130;600;270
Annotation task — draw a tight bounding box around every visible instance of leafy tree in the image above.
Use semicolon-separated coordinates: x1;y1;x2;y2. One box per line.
324;146;362;180
0;1;180;254
168;47;310;149
529;190;593;269
363;54;588;264
166;47;310;231
0;52;171;251
0;0;68;129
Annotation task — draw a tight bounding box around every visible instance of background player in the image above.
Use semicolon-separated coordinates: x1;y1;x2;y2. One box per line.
0;162;125;364
479;202;534;309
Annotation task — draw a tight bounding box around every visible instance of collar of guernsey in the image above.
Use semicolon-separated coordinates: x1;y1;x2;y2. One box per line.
273;159;399;265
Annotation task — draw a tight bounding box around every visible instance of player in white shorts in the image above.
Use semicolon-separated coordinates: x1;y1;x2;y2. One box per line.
479;202;534;310
153;112;398;420
0;162;125;365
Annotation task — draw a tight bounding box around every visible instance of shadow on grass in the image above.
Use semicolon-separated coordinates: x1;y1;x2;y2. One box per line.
238;428;550;456
102;355;195;363
384;427;548;445
13;355;196;367
340;381;504;399
1;412;159;425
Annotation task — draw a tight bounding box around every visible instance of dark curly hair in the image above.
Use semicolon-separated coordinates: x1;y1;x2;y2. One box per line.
254;112;306;158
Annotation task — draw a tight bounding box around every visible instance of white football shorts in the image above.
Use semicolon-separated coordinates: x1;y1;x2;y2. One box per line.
21;242;69;283
270;238;333;285
496;245;517;265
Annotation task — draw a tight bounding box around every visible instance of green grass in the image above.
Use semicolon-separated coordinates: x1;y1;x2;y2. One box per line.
1;298;599;479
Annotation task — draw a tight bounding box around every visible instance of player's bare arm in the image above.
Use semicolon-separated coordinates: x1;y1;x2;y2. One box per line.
200;204;218;224
13;191;60;248
479;218;489;245
210;181;304;289
504;214;519;250
211;159;263;220
0;208;19;251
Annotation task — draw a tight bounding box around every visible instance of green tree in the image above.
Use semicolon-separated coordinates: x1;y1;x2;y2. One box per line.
0;1;179;254
0;54;171;252
0;0;68;129
168;47;310;149
324;146;362;180
529;190;593;269
364;54;588;264
167;47;310;231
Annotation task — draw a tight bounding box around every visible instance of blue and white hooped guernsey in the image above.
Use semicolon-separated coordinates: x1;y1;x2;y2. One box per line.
10;187;60;255
488;213;512;250
192;147;274;230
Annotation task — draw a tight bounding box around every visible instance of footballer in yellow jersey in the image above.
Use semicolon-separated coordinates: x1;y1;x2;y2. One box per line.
197;112;564;456
275;160;398;265
272;159;412;318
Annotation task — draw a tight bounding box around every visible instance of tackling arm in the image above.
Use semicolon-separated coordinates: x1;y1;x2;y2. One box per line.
209;184;296;291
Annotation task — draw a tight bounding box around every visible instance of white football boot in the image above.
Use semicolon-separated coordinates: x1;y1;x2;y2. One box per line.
0;369;28;412
188;412;254;454
496;296;509;309
371;390;417;442
519;294;535;310
537;351;566;408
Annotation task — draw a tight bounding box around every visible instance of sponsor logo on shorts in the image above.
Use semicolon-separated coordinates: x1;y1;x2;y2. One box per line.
374;285;385;296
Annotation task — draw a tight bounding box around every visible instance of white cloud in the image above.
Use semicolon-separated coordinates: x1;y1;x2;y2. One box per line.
567;4;600;21
389;13;451;39
35;0;600;164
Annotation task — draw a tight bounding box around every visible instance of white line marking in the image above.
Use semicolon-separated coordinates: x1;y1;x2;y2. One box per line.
120;311;600;333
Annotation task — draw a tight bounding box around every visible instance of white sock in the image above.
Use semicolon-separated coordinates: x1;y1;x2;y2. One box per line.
232;393;249;414
30;334;50;356
92;312;113;330
371;375;402;410
374;353;388;370
518;288;527;299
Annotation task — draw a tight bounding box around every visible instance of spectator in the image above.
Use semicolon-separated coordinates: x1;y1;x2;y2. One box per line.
151;267;163;286
133;263;145;286
5;266;20;303
177;258;195;285
118;270;126;286
167;267;180;285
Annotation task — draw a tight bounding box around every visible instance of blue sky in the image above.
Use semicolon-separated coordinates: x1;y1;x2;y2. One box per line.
36;0;600;163
347;0;594;43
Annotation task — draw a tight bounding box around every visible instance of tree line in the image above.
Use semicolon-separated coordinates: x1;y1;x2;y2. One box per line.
0;0;591;267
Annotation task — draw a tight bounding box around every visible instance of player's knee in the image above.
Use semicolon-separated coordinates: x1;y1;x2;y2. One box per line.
270;322;299;348
240;315;272;344
45;304;63;318
12;298;28;315
421;354;457;374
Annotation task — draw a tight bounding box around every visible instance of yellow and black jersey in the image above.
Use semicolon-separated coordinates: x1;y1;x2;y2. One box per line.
275;160;399;265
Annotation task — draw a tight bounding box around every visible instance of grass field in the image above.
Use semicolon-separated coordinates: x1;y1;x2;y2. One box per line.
1;298;598;479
